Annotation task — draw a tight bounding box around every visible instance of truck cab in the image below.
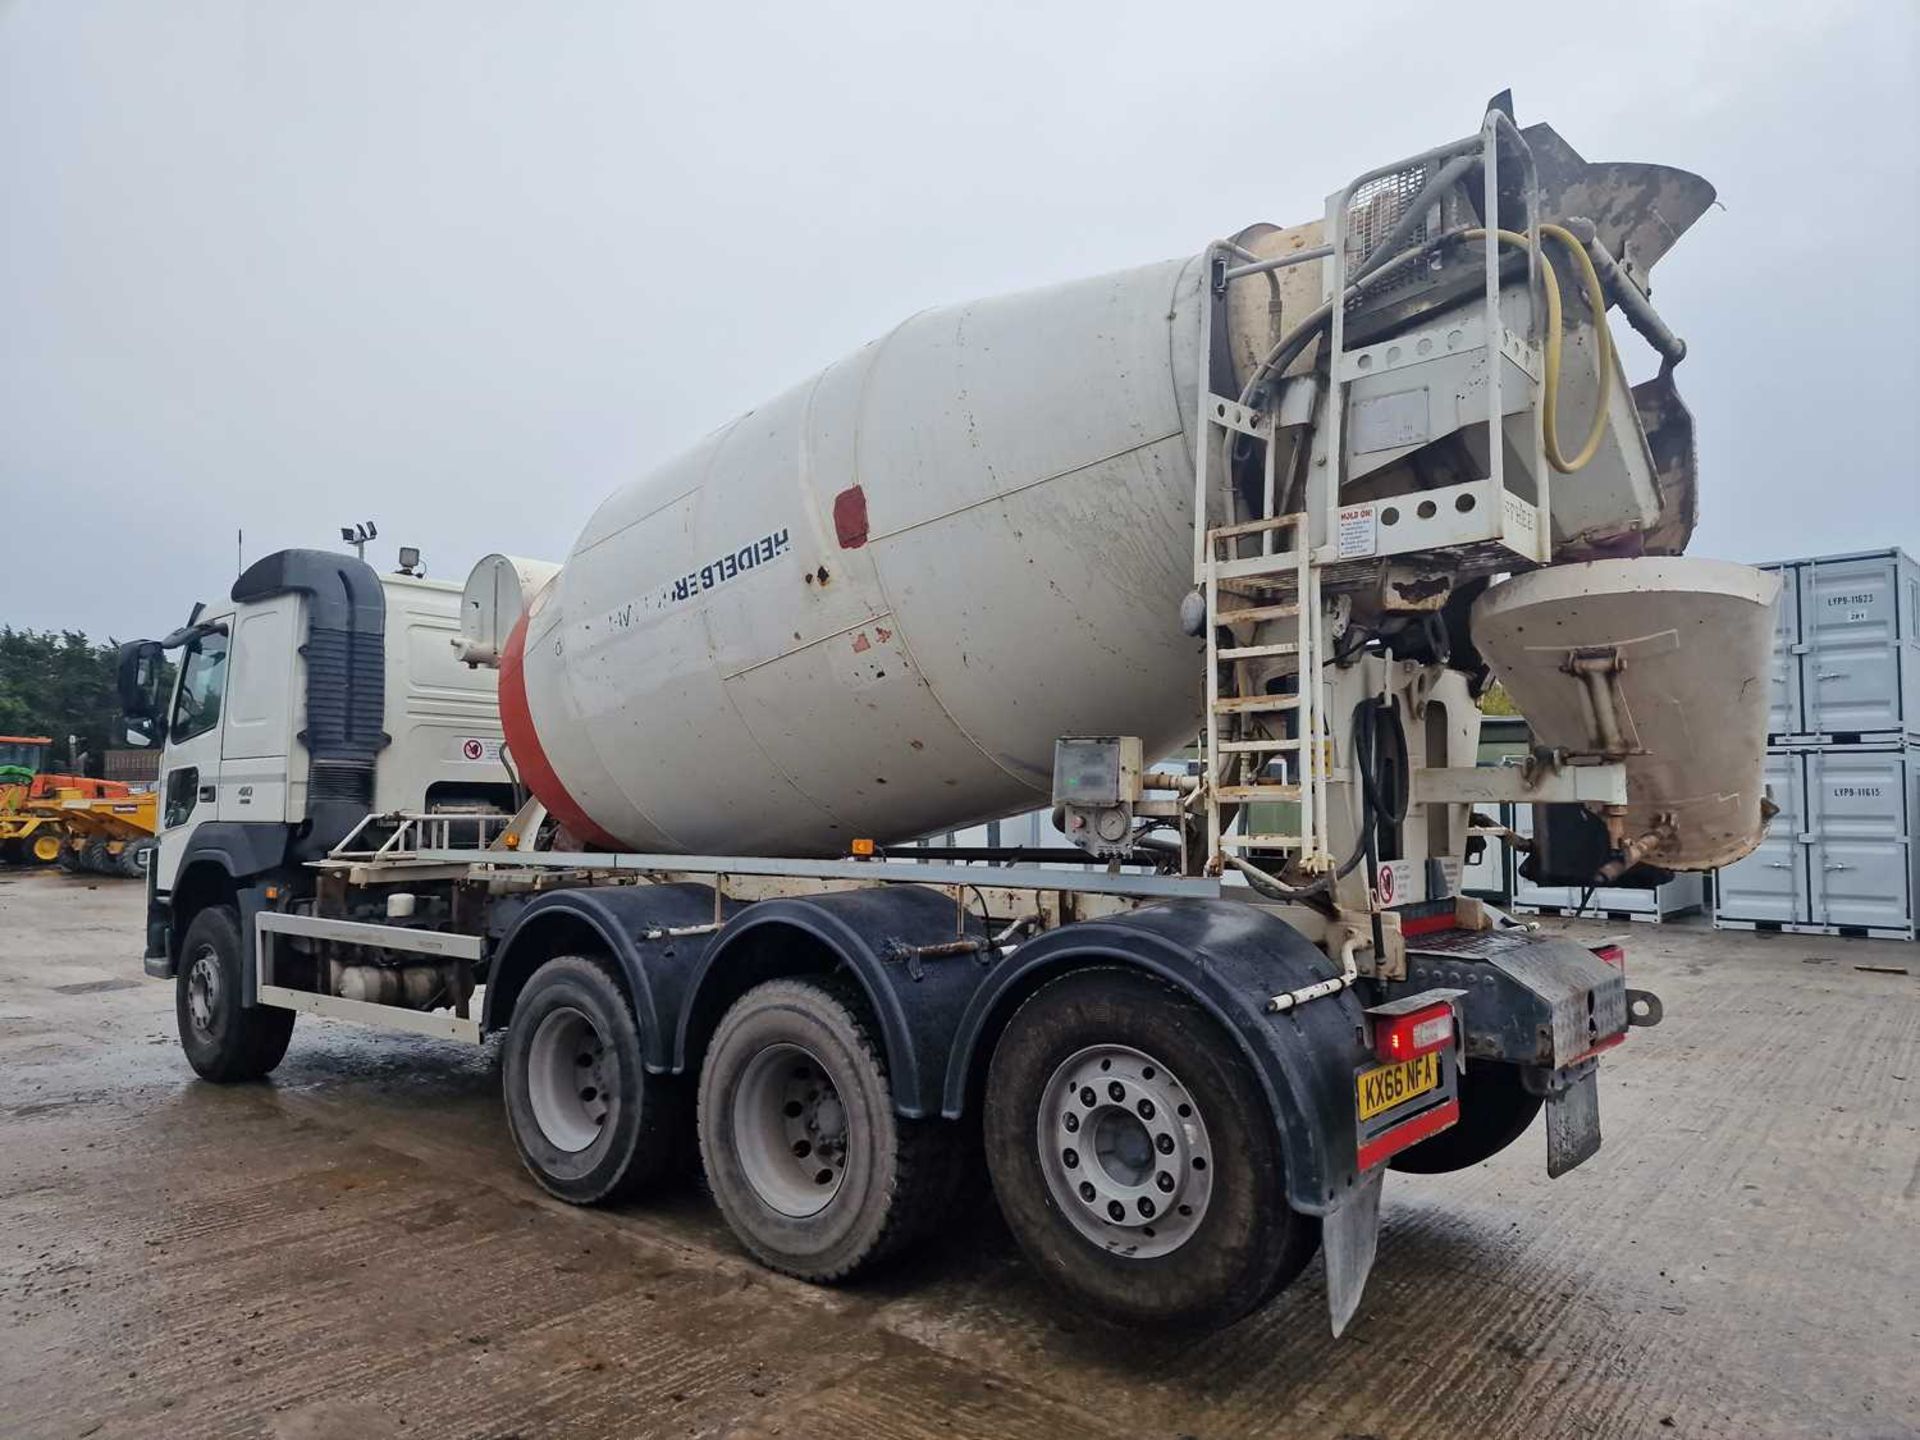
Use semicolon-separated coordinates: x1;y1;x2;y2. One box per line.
120;549;510;976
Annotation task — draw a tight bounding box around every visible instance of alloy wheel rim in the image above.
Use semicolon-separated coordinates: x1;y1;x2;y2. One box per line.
732;1042;849;1218
1036;1043;1214;1258
526;1006;613;1153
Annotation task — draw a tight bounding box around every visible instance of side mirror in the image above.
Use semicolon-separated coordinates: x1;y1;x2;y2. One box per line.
116;640;169;744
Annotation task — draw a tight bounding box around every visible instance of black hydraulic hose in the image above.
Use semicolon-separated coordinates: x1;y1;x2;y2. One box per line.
1349;696;1408;957
1344;695;1408;877
1229;695;1407;904
1236;227;1474;408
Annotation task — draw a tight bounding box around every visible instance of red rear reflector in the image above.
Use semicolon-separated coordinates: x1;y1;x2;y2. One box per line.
1374;1002;1454;1064
1591;943;1625;969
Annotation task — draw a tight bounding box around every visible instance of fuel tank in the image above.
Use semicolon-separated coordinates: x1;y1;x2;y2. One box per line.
502;258;1211;855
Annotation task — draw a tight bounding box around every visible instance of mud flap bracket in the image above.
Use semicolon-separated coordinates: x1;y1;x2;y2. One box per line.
1542;1056;1602;1177
1322;1166;1385;1337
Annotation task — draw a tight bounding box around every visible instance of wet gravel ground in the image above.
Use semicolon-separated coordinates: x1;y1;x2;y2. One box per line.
1;867;1915;1440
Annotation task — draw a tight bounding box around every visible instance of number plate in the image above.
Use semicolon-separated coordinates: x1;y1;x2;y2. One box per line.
1355;1051;1440;1121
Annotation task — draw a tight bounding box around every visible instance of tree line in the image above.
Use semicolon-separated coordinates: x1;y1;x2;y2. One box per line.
0;628;124;775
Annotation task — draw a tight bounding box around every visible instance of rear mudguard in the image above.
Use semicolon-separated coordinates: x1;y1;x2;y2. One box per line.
485;886;1375;1217
482;883;738;1071
946;899;1374;1219
1386;927;1637;1179
486;882;991;1113
1389;929;1628;1068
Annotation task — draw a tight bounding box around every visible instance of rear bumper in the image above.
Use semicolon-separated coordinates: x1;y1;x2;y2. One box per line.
1388;928;1651;1177
1398;929;1631;1068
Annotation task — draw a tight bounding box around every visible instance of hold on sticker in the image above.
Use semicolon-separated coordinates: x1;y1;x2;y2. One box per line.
1337;504;1377;559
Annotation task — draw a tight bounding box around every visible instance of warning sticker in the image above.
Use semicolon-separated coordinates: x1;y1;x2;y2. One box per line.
456;737;503;765
1375;858;1417;906
1337;504;1378;559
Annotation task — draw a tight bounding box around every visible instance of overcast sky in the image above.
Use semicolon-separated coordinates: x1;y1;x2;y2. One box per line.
3;1;1916;642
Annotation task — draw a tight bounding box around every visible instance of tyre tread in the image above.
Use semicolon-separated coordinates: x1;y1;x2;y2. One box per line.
506;953;685;1205
177;905;294;1084
697;974;962;1283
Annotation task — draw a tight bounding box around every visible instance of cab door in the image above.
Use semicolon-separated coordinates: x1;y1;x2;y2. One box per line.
216;601;297;823
155;618;233;893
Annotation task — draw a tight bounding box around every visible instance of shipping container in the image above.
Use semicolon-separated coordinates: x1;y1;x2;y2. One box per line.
1714;747;1919;940
1760;549;1920;746
1712;751;1804;925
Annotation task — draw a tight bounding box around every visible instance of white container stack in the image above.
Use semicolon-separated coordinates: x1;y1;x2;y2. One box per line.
1715;548;1919;940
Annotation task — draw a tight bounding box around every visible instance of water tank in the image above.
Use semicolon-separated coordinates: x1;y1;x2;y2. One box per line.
500;258;1210;856
1470;556;1781;871
456;554;562;667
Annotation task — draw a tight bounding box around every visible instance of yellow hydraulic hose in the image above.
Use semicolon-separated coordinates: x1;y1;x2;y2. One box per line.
1464;223;1613;473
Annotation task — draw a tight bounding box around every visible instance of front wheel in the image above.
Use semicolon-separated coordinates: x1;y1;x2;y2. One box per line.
176;905;295;1082
983;968;1319;1331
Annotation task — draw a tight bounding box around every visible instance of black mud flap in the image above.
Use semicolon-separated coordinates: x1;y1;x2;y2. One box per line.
1322;1168;1385;1337
1543;1058;1602;1178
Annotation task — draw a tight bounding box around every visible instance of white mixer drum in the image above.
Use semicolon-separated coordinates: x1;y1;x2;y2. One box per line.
1471;556;1781;870
499;257;1211;857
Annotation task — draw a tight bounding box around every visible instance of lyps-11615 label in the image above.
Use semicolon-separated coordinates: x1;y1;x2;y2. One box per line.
603;528;793;633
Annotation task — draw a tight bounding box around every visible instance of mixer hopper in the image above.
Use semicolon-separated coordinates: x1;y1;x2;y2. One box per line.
1471;556;1781;872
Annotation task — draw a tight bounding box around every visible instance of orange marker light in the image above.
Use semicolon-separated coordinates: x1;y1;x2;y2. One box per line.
850;838;877;857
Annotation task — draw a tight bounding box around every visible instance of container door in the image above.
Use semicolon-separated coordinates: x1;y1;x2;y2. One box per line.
1762;562;1802;738
1800;555;1902;738
1714;751;1804;924
1806;749;1912;932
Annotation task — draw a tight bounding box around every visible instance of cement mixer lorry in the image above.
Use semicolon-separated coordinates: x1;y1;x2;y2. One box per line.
118;101;1779;1335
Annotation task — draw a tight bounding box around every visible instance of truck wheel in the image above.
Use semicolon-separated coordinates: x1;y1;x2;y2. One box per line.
983;967;1319;1331
698;977;956;1282
176;904;296;1082
1390;1060;1543;1174
502;955;682;1205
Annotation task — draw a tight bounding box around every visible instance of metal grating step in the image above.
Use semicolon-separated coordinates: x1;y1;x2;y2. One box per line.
1214;784;1303;803
1216;601;1300;626
1212;693;1302;715
1207;512;1308;543
1217;641;1299;661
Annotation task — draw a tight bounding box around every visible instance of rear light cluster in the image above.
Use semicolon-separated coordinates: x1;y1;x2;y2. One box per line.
1373;1003;1454;1065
